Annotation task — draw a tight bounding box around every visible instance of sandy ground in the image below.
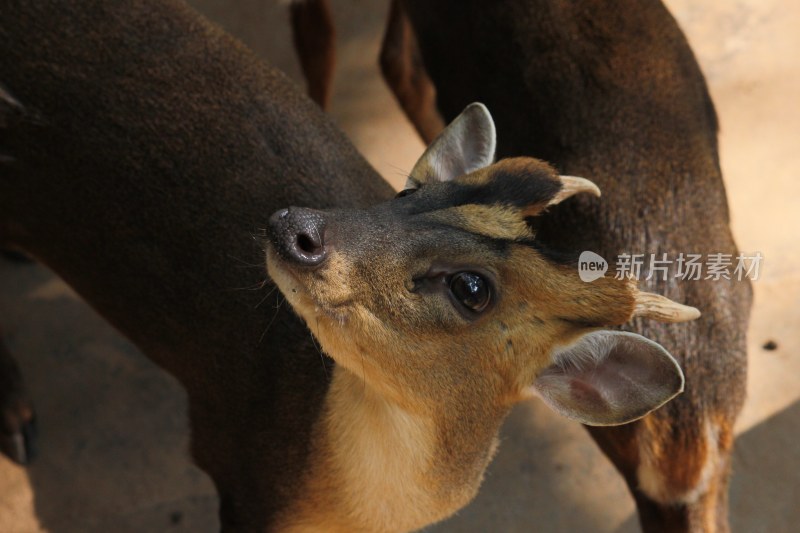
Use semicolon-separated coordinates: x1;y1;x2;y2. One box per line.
1;0;798;531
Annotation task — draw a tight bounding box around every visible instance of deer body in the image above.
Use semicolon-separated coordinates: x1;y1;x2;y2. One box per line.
0;0;394;528
387;0;752;530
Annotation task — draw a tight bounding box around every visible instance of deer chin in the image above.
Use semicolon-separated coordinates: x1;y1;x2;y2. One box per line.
266;247;354;328
267;248;397;390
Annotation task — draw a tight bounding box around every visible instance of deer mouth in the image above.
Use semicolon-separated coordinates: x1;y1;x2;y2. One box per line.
267;247;354;325
267;247;313;302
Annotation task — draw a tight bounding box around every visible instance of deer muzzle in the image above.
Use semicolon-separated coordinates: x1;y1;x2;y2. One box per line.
268;207;328;267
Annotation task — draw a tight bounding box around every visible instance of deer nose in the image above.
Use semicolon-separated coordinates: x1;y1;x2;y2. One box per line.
268;207;328;267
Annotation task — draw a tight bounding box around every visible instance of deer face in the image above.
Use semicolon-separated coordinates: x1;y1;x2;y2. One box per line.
267;103;698;424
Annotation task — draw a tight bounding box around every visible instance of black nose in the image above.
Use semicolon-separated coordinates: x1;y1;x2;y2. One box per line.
268;207;328;266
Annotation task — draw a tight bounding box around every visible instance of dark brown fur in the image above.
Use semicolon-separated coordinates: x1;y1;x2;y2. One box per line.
0;0;392;528
397;0;751;531
290;0;337;108
379;0;444;141
288;0;445;138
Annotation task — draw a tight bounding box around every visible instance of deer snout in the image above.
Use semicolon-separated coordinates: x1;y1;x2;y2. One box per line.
268;207;328;267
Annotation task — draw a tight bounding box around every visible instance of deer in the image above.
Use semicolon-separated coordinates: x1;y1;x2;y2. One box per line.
0;0;398;528
0;2;739;533
383;1;751;531
291;0;752;531
266;101;702;531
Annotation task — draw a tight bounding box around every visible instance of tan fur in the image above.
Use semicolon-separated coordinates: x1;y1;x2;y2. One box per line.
636;413;737;527
435;204;533;241
277;370;463;532
270;250;494;530
636;416;723;506
267;156;695;530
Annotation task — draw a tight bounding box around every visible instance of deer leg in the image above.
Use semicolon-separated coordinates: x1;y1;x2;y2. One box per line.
289;0;336;109
379;0;444;144
0;91;36;464
588;409;735;533
0;330;36;465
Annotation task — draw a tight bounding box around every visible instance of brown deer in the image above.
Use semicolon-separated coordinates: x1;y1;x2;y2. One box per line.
0;0;395;528
0;2;741;532
380;1;752;531
290;0;752;531
266;102;700;531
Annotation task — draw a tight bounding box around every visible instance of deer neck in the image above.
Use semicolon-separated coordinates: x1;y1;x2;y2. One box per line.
280;365;505;532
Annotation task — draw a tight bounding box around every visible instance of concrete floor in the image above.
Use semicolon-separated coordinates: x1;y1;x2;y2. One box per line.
1;0;798;531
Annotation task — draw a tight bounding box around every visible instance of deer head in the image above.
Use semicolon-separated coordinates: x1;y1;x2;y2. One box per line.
267;103;697;427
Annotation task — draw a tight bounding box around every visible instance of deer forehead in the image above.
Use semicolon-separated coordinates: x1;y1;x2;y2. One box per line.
330;166;567;275
404;159;560;215
312;182;586;323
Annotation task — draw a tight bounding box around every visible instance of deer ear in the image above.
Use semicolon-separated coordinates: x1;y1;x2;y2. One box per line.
525;331;684;426
406;102;496;188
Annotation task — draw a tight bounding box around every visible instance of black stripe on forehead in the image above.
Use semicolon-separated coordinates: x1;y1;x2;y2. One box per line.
403;165;562;214
469;165;562;208
406;217;513;257
407;216;586;272
523;238;580;266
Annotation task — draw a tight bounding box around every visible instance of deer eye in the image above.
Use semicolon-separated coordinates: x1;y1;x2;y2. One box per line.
395;188;417;198
448;272;491;314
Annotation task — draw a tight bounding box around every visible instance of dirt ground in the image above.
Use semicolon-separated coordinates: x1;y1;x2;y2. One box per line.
1;0;798;531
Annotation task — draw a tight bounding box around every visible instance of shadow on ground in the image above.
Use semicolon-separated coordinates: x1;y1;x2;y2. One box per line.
0;260;217;533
